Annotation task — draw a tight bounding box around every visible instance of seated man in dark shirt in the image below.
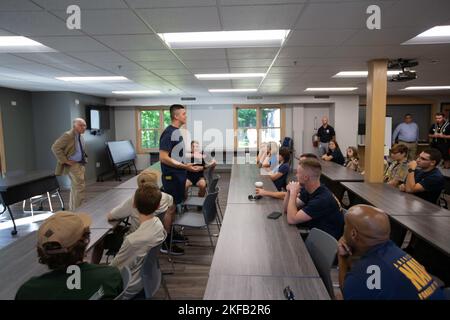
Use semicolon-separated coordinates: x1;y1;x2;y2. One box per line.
282;159;344;239
399;148;445;204
16;211;123;300
338;204;444;300
257;152;318;200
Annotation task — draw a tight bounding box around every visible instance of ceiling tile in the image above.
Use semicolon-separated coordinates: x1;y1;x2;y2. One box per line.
174;49;227;60
127;0;216;8
137;7;221;33
227;48;278;59
0;11;82;36
221;0;307;5
221;4;304;30
33;0;127;10
228;59;272;68
295;1;396;30
183;59;229;69
50;9;151;35
31;36;110;52
120;50;177;62
93;34;166;50
278;46;334;59
287;29;357;46
0;0;43;10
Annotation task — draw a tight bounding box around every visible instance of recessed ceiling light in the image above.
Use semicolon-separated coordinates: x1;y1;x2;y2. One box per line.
402;86;450;91
0;36;55;52
112;90;161;94
208;89;258;93
403;25;450;45
305;87;358;92
56;76;129;82
333;71;402;78
158;30;290;49
195;73;266;80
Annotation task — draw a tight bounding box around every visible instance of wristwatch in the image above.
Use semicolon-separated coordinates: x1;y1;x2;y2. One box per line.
408;168;416;173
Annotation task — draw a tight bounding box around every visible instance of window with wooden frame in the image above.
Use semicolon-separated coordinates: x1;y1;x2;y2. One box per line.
136;107;171;153
233;105;285;150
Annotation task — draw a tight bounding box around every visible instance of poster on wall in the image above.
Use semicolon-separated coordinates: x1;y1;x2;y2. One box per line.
441;102;450;119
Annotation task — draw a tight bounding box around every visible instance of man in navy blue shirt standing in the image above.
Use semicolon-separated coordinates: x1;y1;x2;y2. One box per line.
283;159;344;240
159;104;201;255
338;204;444;300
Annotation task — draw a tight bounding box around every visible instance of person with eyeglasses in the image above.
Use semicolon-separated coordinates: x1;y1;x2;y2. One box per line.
384;144;409;187
338;204;444;300
399;148;445;204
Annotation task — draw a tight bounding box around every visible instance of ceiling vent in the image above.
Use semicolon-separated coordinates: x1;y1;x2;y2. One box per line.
181;97;196;101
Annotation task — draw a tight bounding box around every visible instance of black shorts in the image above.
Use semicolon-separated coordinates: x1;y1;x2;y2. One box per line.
187;172;205;186
162;173;187;205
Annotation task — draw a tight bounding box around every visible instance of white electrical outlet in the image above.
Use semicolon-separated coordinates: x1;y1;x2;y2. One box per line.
96;162;100;168
11;101;16;106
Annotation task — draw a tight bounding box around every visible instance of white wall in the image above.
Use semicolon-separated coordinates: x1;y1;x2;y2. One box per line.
112;96;359;170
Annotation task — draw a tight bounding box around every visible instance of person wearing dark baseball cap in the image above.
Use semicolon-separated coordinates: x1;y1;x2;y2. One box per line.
15;211;123;300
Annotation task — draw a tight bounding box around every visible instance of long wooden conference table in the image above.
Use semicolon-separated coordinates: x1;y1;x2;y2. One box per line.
204;164;330;300
319;160;364;200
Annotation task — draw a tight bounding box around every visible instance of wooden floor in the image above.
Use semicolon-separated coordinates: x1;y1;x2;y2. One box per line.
0;172;230;300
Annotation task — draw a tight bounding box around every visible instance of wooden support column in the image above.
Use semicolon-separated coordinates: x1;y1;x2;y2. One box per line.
364;59;388;183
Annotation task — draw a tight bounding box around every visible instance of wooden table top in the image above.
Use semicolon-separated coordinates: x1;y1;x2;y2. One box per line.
392;215;450;256
226;164;280;204
204;275;329;300
115;162;162;189
319;160;364;182
210;203;321;278
341;182;450;217
76;188;136;229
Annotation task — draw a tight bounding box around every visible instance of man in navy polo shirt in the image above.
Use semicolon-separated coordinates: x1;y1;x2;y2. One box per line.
283;159;344;240
399;148;445;204
338;204;445;300
159;104;201;205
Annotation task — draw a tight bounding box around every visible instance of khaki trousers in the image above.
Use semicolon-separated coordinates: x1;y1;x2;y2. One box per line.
398;141;418;161
68;163;86;210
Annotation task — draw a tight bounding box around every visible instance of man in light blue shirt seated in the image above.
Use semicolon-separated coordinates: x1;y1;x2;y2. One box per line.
392;114;419;161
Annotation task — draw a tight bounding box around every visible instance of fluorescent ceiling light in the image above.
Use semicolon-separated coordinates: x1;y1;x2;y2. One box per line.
333;71;402;78
403;25;450;45
195;73;265;80
402;86;450;91
0;36;55;52
305;87;358;92
56;76;129;82
158;30;290;49
209;89;258;93
112;90;161;95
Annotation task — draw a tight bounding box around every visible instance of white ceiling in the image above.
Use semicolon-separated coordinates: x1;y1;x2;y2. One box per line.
0;0;449;97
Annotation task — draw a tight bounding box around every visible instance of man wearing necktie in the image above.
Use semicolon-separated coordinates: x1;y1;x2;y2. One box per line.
52;118;88;210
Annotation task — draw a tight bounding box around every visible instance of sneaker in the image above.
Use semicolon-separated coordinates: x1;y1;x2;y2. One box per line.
160;242;185;256
172;231;189;243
